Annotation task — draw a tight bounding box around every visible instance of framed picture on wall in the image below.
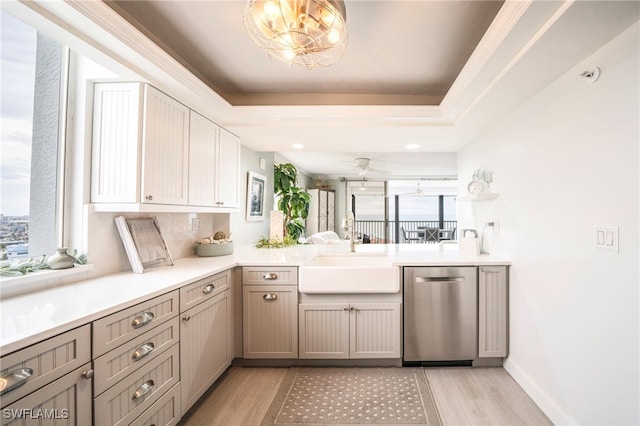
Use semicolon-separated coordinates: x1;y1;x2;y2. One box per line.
246;171;266;221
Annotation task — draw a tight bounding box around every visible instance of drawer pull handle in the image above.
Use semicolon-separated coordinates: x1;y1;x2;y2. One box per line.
131;311;155;329
262;273;278;280
202;284;215;294
81;369;94;380
0;368;33;395
132;380;155;400
132;342;155;361
263;293;278;301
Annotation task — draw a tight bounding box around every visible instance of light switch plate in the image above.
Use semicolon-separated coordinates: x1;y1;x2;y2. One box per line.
594;225;618;253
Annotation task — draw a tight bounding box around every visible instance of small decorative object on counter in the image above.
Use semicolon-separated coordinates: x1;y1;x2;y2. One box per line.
46;247;75;270
195;231;233;257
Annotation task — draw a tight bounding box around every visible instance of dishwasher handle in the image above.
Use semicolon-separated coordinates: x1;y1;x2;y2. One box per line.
415;276;465;283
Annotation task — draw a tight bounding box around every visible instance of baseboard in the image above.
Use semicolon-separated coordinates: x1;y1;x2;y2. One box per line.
232;358;403;367
504;358;577;425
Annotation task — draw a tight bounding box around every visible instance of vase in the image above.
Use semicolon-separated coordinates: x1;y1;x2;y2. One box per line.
46;248;75;270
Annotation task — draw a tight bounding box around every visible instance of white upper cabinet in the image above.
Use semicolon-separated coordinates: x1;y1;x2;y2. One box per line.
91;82;143;204
188;111;218;207
91;83;240;212
216;128;241;208
188;112;240;208
141;85;190;205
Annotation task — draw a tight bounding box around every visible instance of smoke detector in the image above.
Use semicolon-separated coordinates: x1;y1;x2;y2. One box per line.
581;68;600;83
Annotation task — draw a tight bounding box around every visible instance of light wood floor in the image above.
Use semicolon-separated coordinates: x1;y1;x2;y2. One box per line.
178;367;552;426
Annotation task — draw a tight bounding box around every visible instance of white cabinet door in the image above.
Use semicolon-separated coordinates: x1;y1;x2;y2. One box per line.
216;128;241;208
188;111;218;207
243;285;298;358
91;82;143;203
180;290;230;414
141;85;189;205
299;304;349;359
350;303;401;359
478;266;509;358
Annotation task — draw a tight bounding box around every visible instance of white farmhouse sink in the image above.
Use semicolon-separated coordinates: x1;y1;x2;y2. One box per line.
299;254;400;294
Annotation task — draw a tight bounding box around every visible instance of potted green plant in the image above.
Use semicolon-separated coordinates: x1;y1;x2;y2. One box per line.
274;163;310;241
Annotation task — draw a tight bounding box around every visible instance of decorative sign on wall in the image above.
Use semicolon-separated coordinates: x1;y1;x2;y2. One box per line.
246;171;266;221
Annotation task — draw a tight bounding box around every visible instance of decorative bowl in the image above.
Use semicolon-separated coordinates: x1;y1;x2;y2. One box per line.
195;242;233;257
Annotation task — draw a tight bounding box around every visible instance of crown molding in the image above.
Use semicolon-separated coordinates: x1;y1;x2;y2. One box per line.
440;0;533;117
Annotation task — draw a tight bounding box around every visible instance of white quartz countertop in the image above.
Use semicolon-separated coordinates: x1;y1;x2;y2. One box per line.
0;243;509;355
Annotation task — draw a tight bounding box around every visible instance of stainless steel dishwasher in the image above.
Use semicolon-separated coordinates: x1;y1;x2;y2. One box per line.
403;267;477;364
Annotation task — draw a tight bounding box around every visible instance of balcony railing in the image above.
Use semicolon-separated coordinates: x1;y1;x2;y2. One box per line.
354;220;458;244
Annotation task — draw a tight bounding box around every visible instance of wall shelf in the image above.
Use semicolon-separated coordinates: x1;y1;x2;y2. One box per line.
458;192;499;201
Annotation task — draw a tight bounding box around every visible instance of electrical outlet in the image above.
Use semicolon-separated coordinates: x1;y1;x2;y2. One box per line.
191;218;201;231
487;220;499;234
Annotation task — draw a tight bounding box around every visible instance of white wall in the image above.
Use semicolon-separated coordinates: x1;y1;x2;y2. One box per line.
229;147;274;245
458;24;639;425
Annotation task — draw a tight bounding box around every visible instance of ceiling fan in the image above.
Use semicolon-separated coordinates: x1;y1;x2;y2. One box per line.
352;158;388;177
400;182;426;196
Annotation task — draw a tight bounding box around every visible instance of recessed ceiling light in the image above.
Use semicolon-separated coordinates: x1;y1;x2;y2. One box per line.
292;144;304;149
405;144;420;150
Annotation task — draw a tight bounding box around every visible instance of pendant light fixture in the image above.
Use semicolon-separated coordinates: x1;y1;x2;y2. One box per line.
243;0;348;69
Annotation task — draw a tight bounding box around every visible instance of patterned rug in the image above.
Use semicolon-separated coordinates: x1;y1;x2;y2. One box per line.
261;367;442;425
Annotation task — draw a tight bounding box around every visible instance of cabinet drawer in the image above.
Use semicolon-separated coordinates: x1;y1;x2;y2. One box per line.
93;291;178;357
180;269;230;312
94;343;179;426
242;266;297;285
93;316;179;396
0;325;90;408
130;382;181;426
1;363;92;426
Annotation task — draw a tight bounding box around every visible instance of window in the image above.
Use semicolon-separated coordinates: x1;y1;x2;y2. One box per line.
348;179;458;243
0;11;66;261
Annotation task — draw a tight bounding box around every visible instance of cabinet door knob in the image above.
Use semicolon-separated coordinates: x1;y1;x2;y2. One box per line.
132;380;155;400
343;307;349;311
0;368;33;394
81;369;94;380
202;284;215;294
262;273;278;280
480;267;485;272
263;293;278;301
145;195;153;201
131;311;155;329
350;306;355;312
182;315;191;321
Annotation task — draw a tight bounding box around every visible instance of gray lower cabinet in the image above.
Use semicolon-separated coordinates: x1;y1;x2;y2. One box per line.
0;325;92;426
92;290;180;426
242;267;298;359
478;266;509;358
180;289;231;414
130;383;181;426
299;303;401;359
1;363;93;426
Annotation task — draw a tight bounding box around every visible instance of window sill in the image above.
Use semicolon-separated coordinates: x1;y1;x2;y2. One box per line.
0;264;94;300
